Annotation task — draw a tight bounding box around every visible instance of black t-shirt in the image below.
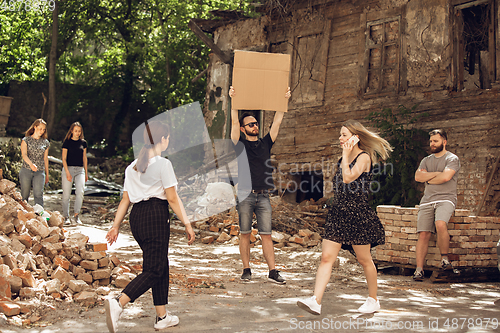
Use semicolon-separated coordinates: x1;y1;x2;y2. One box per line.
62;138;87;167
233;133;274;190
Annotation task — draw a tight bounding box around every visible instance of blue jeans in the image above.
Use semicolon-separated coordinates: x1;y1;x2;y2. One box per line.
19;167;45;207
62;166;85;218
237;192;272;235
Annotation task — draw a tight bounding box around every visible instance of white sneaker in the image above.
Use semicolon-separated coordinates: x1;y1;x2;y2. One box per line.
358;296;380;313
297;296;321;315
154;312;179;330
105;297;123;333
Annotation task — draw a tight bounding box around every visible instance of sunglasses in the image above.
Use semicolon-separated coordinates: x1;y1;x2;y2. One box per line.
244;122;259;128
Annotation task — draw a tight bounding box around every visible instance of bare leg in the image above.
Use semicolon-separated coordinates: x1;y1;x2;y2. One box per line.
435;220;450;257
313;240;342;304
239;233;251;269
416;231;431;269
352;244;378;300
261;234;275;270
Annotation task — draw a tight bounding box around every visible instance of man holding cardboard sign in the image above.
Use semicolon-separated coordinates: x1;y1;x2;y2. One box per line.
229;85;290;284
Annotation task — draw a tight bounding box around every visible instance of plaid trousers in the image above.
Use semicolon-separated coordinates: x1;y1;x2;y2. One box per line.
122;197;170;306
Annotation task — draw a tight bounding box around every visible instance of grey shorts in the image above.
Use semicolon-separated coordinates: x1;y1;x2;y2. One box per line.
417;201;455;233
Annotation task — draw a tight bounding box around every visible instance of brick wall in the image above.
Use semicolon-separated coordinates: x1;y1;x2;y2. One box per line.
374;205;500;269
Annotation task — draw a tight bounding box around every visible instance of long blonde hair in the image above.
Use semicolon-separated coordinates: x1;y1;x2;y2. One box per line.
342;119;393;164
64;122;85;141
25;119;48;139
134;121;170;173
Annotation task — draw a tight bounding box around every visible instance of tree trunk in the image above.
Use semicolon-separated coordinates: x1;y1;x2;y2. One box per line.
105;53;136;156
47;0;58;137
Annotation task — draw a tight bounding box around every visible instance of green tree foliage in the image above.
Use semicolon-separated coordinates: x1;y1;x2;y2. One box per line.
366;105;429;208
1;0;254;154
0;140;22;184
0;9;51;94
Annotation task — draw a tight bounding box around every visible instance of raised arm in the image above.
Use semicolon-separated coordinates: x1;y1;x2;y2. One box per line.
229;86;240;145
269;87;291;142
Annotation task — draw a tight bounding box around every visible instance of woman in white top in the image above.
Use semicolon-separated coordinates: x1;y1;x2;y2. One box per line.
105;120;195;333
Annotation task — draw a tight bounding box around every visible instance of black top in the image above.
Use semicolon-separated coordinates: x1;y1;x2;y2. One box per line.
62;138;87;167
233;133;274;190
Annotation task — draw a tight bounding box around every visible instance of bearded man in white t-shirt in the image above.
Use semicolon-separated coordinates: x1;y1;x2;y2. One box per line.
413;129;460;281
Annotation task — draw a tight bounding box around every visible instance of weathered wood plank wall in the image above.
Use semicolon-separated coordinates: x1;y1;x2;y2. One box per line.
206;0;500;214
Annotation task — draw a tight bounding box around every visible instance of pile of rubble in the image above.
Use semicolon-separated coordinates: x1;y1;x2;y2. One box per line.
0;178;139;325
169;195;329;250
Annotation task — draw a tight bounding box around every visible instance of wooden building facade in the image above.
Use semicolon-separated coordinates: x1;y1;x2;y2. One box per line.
198;0;500;215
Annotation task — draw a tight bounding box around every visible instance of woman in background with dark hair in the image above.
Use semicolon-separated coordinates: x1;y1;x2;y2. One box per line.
20;119;50;207
105;120;195;333
61;122;88;225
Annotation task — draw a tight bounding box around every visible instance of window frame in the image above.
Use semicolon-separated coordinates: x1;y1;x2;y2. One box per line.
359;7;406;98
450;0;497;91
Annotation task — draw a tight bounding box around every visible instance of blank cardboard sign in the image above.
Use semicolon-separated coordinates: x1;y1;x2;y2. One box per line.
231;50;291;112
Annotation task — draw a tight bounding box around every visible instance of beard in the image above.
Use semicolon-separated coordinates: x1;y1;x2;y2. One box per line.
245;129;259;137
430;143;444;153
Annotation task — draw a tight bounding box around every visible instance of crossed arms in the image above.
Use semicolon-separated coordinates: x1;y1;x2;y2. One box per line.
415;168;456;185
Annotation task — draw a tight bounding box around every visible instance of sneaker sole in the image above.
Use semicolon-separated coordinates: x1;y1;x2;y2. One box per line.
154;319;179;330
104;299;116;333
268;278;286;285
413;277;424;281
297;300;320;315
358;307;380;314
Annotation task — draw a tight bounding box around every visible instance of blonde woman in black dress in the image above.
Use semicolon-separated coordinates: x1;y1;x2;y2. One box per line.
297;119;392;315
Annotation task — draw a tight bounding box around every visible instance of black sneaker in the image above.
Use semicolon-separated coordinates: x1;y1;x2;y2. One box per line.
241;268;251;281
441;260;453;271
413;270;424;281
268;269;286;284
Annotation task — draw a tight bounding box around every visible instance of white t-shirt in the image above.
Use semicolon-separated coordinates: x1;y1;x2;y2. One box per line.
123;156;178;203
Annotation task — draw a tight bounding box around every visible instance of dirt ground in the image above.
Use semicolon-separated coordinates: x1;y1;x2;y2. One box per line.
3;193;500;333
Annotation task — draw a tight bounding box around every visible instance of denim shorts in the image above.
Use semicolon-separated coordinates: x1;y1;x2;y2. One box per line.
237;191;272;235
417;201;455;233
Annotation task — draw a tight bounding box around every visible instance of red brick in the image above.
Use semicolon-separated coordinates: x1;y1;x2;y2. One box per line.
85;243;108;252
17;210;35;223
0;301;20;316
12;269;36;288
0;275;11;299
209;226;219;232
201;236;215;244
229;225;240;236
250;233;257;243
53;256;71;271
288;236;304;245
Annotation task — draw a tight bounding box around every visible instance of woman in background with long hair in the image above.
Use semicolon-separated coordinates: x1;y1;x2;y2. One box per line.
61;122;88;225
20;119;50;207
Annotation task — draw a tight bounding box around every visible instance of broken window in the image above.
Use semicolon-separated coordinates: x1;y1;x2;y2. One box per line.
361;16;401;95
290;30;329;108
452;0;496;90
